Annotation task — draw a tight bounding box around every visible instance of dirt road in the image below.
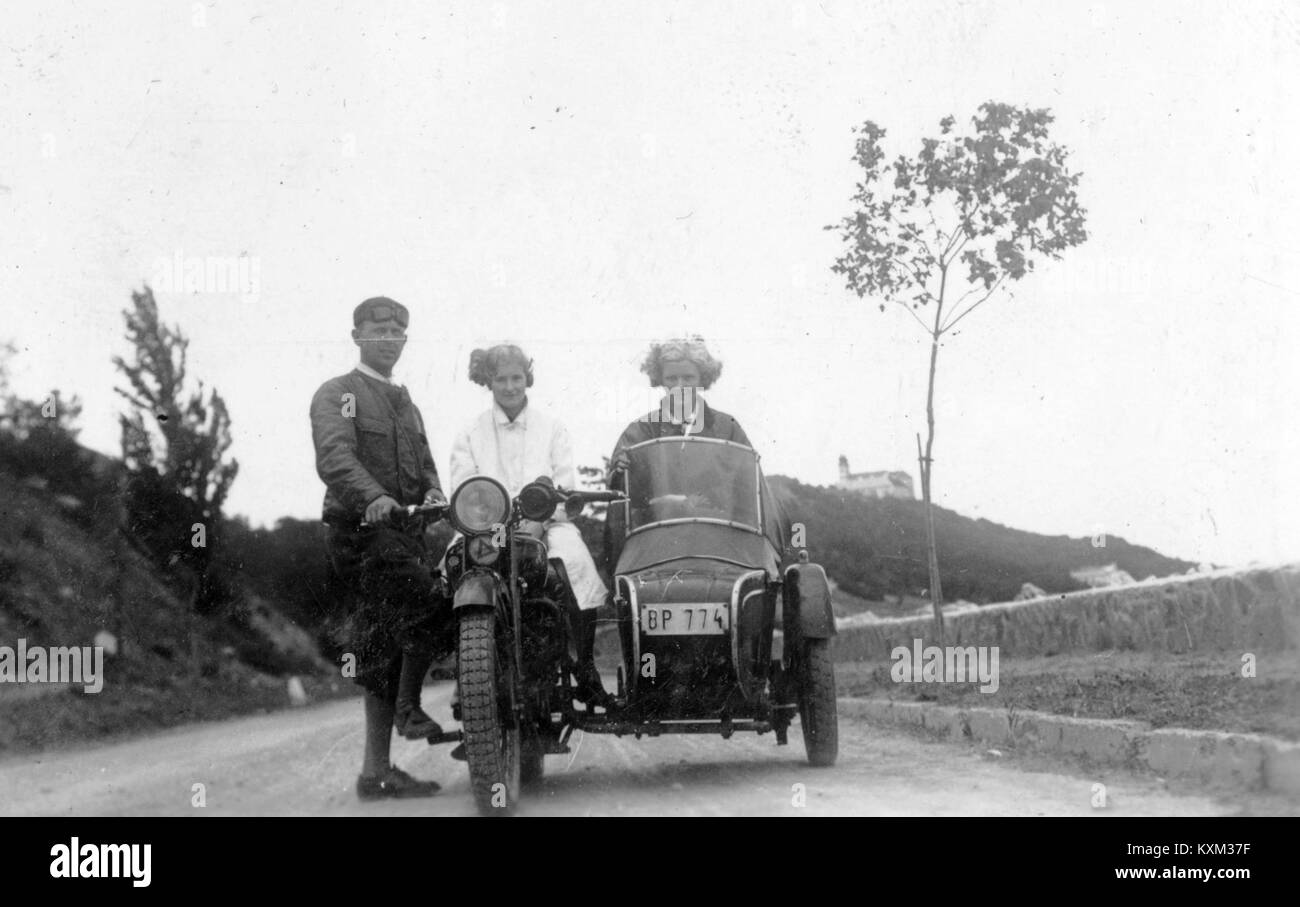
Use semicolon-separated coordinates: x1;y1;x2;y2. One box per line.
0;681;1252;816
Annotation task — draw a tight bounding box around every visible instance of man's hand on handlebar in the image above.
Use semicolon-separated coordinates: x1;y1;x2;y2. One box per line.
364;495;401;525
422;489;448;507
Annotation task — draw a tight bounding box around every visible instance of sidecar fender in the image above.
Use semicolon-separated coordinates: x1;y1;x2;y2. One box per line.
783;563;836;639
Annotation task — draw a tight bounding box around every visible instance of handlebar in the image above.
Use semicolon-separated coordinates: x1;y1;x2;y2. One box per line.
517;478;627;521
561;489;626;504
553;487;626;520
406;502;450;517
361;501;449;529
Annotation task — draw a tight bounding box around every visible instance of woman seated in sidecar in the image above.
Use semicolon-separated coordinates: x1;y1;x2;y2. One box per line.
608;336;751;464
606;336;789;570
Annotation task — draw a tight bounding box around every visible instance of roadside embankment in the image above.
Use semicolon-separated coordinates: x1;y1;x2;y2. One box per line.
835;564;1300;660
832;564;1300;796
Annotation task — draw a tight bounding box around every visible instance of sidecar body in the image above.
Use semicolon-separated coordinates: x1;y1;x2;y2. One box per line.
598;435;838;764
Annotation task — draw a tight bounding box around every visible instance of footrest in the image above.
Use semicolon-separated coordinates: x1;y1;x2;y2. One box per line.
425;729;464;746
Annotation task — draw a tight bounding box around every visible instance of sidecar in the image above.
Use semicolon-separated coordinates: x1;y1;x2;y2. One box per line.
596;435;838;766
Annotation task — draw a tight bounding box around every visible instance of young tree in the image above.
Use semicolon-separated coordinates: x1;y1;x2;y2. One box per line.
113;287;239;606
826;102;1087;647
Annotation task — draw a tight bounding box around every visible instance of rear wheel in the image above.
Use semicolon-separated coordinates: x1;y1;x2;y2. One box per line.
796;637;839;767
458;610;521;815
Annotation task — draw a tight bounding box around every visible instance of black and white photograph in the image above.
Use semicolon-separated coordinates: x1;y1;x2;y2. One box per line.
1;0;1297;854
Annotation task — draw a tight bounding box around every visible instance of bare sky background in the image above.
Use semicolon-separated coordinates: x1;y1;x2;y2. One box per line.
3;1;1297;568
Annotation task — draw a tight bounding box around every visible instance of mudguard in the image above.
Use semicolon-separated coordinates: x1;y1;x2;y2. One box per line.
453;569;501;611
783;563;836;639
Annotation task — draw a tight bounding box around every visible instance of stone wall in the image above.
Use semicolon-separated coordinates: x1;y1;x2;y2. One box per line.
834;564;1300;663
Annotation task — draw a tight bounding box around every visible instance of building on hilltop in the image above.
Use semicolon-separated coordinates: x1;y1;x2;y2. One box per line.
836;455;915;500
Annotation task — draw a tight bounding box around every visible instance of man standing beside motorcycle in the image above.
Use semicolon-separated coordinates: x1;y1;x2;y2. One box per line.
310;296;452;801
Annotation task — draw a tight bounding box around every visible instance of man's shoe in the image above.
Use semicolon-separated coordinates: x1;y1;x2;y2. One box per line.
356;765;441;800
394;703;444;740
449;742;467;761
574;662;612;709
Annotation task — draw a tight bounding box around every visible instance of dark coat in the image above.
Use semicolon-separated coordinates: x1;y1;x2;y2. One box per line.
309;369;443;524
608;399;751;472
603;400;791;574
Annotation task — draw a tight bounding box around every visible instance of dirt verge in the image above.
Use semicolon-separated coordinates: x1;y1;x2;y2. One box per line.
836;649;1300;741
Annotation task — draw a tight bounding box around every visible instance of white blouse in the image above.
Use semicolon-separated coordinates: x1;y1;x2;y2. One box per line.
449;401;576;518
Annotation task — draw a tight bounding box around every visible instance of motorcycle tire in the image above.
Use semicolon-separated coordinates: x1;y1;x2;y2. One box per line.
458;610;522;815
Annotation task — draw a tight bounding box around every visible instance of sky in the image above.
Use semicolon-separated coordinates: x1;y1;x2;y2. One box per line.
2;0;1297;568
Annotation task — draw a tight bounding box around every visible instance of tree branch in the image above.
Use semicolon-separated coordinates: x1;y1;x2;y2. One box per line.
884;210;939;265
924;207;948;247
941;232;969;269
894;298;932;333
940;228;961;263
939;198;975;267
940;275;1005;334
949;281;985;312
890;255;929;288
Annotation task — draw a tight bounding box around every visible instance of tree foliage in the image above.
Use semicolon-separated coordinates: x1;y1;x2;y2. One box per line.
113;286;239;524
0;342;106;516
1;341;82;441
828;102;1088;332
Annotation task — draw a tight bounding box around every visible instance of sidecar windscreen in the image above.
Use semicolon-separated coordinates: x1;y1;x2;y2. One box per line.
613;436;789;576
624;437;761;533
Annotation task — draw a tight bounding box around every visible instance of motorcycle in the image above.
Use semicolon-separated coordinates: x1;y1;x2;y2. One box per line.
437;475;624;815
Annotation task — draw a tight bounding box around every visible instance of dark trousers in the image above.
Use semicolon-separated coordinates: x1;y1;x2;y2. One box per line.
325;523;453;702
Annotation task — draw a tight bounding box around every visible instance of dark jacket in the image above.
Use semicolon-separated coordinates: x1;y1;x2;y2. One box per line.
609;399;751;470
605;399;793;574
310;369;442;524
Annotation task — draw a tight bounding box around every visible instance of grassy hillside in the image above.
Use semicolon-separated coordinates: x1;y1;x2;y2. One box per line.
765;476;1194;605
0;467;340;754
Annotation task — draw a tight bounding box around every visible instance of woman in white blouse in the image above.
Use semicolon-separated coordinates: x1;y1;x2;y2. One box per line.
449;343;611;706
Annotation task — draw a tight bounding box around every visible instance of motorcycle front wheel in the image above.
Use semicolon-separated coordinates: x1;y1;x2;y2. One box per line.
458;610;522;815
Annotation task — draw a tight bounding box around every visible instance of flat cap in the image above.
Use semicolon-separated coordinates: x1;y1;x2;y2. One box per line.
353;296;409;328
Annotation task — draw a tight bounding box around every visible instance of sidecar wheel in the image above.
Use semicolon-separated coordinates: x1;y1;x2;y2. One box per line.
797;638;839;767
458;610;522;815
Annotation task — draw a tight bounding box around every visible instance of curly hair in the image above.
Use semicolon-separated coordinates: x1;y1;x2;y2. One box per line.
468;344;535;388
640;336;723;389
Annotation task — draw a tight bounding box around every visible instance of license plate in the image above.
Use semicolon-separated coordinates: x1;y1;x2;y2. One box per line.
640;603;729;635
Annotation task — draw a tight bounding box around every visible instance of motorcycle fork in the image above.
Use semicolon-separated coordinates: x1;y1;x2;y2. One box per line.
505;533;525;728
